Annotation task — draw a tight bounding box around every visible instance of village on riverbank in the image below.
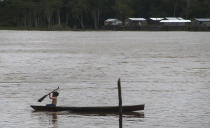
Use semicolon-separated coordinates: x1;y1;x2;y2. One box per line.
1;17;209;31
1;0;210;31
104;17;210;31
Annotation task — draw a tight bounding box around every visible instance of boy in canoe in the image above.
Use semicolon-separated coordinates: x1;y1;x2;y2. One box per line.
46;91;59;107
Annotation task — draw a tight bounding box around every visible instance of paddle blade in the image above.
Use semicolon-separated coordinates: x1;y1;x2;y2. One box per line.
38;95;47;102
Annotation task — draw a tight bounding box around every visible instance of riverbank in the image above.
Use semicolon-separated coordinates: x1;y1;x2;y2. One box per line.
0;26;210;31
0;26;72;31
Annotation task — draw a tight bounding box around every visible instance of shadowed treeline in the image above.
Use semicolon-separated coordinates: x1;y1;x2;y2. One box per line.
0;0;209;29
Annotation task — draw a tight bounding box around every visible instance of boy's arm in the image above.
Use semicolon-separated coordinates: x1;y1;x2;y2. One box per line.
49;93;51;99
49;93;53;99
49;94;56;100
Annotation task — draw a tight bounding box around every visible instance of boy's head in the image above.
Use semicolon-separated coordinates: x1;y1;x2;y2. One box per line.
53;91;59;97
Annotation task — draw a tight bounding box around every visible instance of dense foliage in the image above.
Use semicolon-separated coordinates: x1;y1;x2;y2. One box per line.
0;0;209;29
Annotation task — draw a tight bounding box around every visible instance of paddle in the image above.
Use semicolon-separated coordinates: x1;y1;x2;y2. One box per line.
38;87;59;102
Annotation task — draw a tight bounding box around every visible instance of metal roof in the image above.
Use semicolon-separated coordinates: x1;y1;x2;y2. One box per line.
150;18;164;21
195;18;210;22
160;20;191;23
128;18;146;21
105;19;120;22
165;17;184;20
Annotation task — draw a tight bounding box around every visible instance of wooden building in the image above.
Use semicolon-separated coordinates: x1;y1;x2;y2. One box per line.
149;18;164;24
125;18;147;27
192;18;210;27
104;19;123;26
160;17;191;27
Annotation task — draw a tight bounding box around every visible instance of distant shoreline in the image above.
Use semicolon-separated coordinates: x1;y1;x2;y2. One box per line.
0;26;209;32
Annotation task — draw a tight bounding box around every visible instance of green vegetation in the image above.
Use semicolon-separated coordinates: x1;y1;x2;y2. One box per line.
0;0;209;29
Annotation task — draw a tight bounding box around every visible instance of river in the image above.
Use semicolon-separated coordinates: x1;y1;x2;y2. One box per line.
0;30;210;128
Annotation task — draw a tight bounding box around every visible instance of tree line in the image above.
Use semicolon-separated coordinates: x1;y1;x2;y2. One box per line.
0;0;209;29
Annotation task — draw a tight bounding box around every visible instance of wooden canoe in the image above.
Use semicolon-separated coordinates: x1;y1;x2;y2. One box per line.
31;104;144;113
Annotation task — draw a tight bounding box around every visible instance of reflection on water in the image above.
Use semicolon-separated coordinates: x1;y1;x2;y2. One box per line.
33;112;59;128
51;113;58;128
66;111;144;118
0;31;210;128
32;111;144;128
32;110;144;118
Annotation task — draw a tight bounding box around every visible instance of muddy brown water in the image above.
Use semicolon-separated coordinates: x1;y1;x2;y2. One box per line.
0;31;210;128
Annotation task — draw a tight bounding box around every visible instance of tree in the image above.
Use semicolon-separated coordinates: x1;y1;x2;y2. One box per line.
69;0;88;28
41;0;63;27
114;0;133;19
0;0;210;29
